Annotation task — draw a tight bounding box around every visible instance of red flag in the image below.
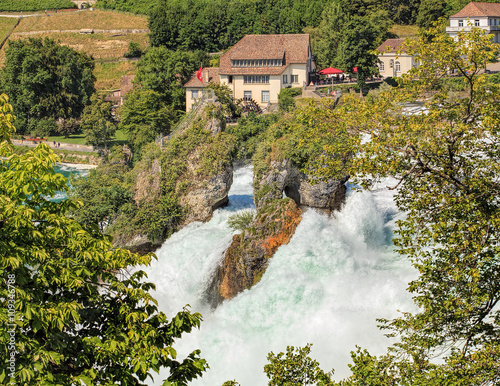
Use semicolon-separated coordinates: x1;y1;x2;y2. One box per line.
196;65;203;83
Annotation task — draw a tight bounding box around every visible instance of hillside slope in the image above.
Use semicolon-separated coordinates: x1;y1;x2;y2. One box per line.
0;9;148;90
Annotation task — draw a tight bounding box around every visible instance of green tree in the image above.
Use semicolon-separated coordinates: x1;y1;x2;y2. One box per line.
135;46;209;113
264;344;334;385
325;24;500;384
119;89;176;153
417;0;446;29
69;163;133;232
278;88;297;112
0;37;95;135
124;41;143;58
55;118;80;138
385;0;421;25
315;4;388;75
81;94;116;149
335;16;380;91
314;2;347;69
0;94;208;385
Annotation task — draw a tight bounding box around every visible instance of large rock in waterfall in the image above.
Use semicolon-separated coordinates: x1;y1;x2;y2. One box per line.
210;158;348;306
254;158;348;211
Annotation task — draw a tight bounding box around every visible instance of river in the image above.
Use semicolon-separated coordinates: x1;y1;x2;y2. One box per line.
142;165;417;385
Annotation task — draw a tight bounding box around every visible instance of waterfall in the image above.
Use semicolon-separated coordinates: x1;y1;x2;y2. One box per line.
141;165;417;385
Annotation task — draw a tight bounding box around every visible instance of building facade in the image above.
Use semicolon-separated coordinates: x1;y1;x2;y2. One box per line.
377;38;417;77
446;2;500;43
184;34;316;112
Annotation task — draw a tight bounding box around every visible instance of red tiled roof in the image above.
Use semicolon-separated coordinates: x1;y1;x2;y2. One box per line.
377;38;407;54
219;34;310;75
451;2;500;17
184;67;220;88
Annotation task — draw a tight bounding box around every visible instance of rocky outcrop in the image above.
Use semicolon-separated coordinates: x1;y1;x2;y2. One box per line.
112;105;235;253
209;198;302;306
134;158;161;205
180;163;233;226
254;158;348;212
210;158;348;305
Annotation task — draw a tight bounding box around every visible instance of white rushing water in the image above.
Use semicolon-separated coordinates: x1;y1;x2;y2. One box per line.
143;165;417;385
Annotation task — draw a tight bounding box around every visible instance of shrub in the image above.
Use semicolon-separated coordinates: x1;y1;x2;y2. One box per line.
278;88;296;112
123;41;143;58
30;117;58;137
227;210;256;232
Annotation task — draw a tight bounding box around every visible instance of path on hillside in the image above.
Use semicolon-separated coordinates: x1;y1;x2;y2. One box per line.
11;139;95;152
12;28;149;36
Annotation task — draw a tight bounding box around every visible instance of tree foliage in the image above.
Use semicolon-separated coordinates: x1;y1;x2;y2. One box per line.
264;344;334;385
69;162;133;233
81;94;116;149
326;24;500;384
417;0;446;29
148;0;325;52
0;37;95;135
119;47;210;152
119;89;176;153
314;1;389;74
0;95;208;385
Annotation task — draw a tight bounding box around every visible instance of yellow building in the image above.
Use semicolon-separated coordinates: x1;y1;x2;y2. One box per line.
184;34;316;112
377;38;417;78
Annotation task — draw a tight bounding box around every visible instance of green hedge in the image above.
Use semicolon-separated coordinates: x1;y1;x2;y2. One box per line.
0;0;76;11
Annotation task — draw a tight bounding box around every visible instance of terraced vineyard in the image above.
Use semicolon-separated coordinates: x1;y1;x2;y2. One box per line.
0;9;148;90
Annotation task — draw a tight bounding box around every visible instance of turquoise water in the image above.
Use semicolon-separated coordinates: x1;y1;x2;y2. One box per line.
49;164;92;202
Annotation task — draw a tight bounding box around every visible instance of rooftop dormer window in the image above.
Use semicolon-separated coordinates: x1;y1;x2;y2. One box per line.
232;59;283;67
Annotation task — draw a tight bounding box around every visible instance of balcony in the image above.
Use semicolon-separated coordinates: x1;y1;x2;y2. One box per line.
446;25;500;33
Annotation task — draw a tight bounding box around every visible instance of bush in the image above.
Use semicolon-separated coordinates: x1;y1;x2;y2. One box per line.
366;81;393;102
384;76;399;87
123;41;143;58
488;72;500;84
30;118;58;138
441;76;467;92
278;88;296;112
227;210;255;232
226;113;278;160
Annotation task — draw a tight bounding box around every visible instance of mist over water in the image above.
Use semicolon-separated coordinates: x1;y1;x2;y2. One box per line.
143;166;417;385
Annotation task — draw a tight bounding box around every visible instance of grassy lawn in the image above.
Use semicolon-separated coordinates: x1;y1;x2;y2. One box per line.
390;24;419;38
108;128;128;147
0;16;17;41
15;9;148;32
94;60;137;90
46;133;87;145
46;128;127;146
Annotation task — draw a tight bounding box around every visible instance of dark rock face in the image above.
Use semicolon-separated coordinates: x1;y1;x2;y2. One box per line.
254;159;348;211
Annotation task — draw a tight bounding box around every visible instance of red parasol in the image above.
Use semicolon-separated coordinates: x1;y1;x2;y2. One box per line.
318;67;343;75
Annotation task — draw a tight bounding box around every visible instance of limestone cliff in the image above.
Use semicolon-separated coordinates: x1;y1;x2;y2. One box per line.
111;106;235;252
